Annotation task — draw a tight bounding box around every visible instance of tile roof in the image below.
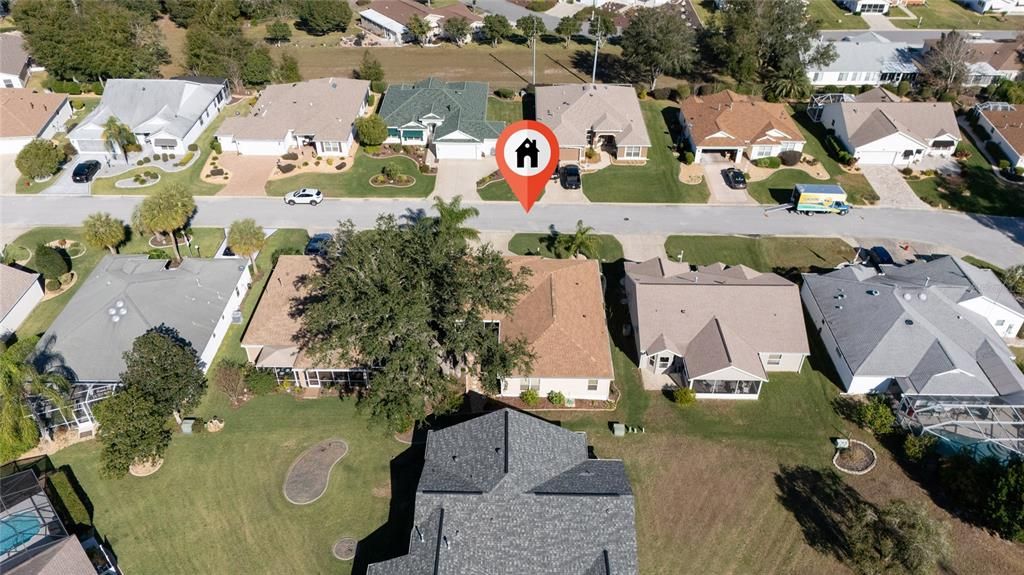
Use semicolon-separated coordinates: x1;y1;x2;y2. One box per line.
487;257;615;379
625;258;810;369
217;78;369;142
535;84;651;148
0;33;28;77
35;255;247;382
0;264;40;318
0;89;67;138
981;104;1024;161
802;256;1024;397
378;77;504;142
367;409;638;575
679;91;805;148
828;101;959;147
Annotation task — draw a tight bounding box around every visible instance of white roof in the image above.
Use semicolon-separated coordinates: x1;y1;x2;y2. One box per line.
359;9;408;36
810;35;920;75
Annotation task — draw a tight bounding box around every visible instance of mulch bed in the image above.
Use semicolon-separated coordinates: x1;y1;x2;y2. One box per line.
283;438;349;505
149;234;191;248
332;537;357;561
834;441;877;475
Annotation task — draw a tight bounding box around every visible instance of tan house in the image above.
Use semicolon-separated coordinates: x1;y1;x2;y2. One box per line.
488;257;615;401
679;90;806;163
624;258;810;399
240;256;370;388
535;84;651;164
819;100;960;165
0;89;71;154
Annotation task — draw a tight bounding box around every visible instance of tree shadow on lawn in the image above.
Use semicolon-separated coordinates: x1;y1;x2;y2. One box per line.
601;260;639;364
774;464;868;564
570;50;631;84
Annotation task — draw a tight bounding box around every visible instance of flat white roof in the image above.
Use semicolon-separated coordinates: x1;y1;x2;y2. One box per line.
359;9;407;36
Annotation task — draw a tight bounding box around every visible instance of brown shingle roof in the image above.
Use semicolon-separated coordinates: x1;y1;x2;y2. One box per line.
981;105;1024;160
679;91;805;148
924;39;1024;72
369;0;481;25
487;257;614;380
0;89;67;138
240;255;323;369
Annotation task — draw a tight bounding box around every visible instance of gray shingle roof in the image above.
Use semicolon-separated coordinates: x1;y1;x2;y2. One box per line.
377;78;504;142
0;33;28;78
803;256;1024;396
1;264;39;318
35;255;247;382
829;101;959;148
368;409;638;575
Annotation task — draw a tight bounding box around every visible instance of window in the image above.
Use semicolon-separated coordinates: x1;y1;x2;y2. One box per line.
587;379;598;391
387;127;400;138
837;73;849;82
657;355;670;368
3;79;13;88
850;73;860;82
996;319;1006;327
622;146;643;159
199;117;204;126
781;141;799;151
321;141;341;153
812;72;821;82
403;130;424;141
520;379;539;392
751;145;772;159
767;354;783;366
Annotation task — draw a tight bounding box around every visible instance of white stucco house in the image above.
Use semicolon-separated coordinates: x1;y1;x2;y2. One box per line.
0;33;32;89
807;33;920;88
838;0;892;13
958;0;1024;14
0;89;72;154
679;90;806;163
69;77;228;157
358;0;482;46
819;100;961;165
624;258;810;399
974;102;1024;169
217;78;370;157
0;264;43;341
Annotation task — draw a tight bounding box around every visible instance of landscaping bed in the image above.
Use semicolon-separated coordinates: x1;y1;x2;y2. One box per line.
833;439;877;475
265;151;435;198
508;233;624;262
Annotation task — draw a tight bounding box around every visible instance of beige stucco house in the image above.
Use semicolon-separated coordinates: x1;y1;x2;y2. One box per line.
535;84;651;164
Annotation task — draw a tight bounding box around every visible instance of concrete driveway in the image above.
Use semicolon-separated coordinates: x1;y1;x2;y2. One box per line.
702;162;755;205
433;158;497;202
1;155;18;195
216;155;278;196
859;165;931;209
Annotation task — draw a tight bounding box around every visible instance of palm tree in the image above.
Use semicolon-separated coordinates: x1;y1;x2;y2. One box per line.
432;195;480;245
0;339;71;462
138;184;196;261
82;212;127;255
227;218;266;275
764;63;812;102
102;115;136;165
555;220;599;259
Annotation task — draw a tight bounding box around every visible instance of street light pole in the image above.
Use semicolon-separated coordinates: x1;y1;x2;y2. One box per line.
532;32;537;85
590;0;599;84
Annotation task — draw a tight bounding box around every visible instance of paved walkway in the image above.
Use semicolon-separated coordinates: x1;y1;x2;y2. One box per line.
0;155;19;196
433;158;496;202
859;165;931;209
702;162;756;205
620;234;669;262
545;2;586;18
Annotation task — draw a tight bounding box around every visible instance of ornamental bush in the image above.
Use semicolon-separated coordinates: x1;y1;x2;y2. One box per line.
547;390;566;406
779;150;801;166
753;156;781;169
672;387;696;406
245;367;276;396
33;244;69;280
370;80;388;94
188;143;199;152
16;139;65;179
494;87;514;99
857;396;896;435
683;151;694;165
520;388;540;406
903;433;936;462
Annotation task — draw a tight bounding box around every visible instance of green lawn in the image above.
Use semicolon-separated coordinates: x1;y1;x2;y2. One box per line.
9;227;225;340
265;151;435;198
477;179;514;201
891;0;1024;30
89;102;249;196
807;0;869;30
583;100;709;203
664;235;857;273
790;108;878;205
507;233;624;262
486;97;524;124
907;130;1024;217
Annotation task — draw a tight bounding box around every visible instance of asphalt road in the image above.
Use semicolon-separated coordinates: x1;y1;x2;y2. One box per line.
820;30;1020;42
2;196;1022;267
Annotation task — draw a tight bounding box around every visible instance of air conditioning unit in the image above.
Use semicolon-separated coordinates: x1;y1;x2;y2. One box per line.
231;309;243;324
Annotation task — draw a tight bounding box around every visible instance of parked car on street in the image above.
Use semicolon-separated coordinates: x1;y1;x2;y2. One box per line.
71;160;101;183
560;164;581;189
284;188;322;206
721;168;747;189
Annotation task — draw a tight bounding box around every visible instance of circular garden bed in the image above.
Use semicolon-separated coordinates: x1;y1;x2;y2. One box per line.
129;457;164;477
332;537;357;561
833;439;877;475
4;244;32;265
149;233;191;249
283;438;349;505
46;239;86;259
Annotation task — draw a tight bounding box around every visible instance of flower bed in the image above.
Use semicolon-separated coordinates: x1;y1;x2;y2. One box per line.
369;174;415;188
833;439;877;475
46;239;86;259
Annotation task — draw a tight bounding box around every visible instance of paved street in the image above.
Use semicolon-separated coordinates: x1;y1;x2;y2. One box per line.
820;29;1019;42
2;196;1022;267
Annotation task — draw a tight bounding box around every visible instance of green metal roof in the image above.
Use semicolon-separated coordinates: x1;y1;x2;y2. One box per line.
378;78;504;142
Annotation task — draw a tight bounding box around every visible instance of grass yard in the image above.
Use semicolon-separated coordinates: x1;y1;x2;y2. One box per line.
663;235;857;273
486;97;524;124
89;102;249;196
583;100;709;203
507;232;624;261
907;130;1024;217
265;151;435;198
477;179;515;201
157;16;189;77
789;109;878;205
806;0;870;29
9;227;225;340
891;0;1024;30
50;395;406;575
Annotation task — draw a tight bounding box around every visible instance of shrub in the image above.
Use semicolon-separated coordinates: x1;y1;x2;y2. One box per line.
301;161;309;167
170;154;176;159
355;114;388;146
778;148;802;164
279;163;295;174
895;80;911;97
683;151;694;165
821;85;839;94
190;416;206;434
938;91;958;102
1017;167;1024;176
649;87;674;100
367;93;376;107
419;163;431;174
356;0;371;6
326;158;334;165
209;168;225;177
271;246;303;266
547;390;566;406
675;83;691;101
901;167;914;176
188;143;199;152
634;84;648;99
672;387;696;406
585;147;598;160
16;139;65;179
903;433;936;462
212;155;220;162
370;80;388;94
48;470;90;529
33;244;69;279
857;396;896;435
147;248;169;259
520;388;540;407
161;153;169;162
999;159;1011;170
211;139;222;154
494;87;514;99
245;367;276;396
45;278;61;291
753;156;781;169
337;162;347;170
176;152;195;167
281;152;299;161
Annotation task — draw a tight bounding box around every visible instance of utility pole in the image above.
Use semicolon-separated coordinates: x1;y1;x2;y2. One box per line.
590;0;600;84
532;31;537;85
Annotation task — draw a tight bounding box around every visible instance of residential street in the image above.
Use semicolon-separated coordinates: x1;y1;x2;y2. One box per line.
2;196;1021;267
819;29;1019;42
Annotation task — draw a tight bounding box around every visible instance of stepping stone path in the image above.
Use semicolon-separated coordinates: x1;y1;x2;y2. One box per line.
283;438;348;505
332;537;357;561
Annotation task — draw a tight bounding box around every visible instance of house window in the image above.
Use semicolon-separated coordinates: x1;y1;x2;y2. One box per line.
751;145;772;159
587;379;598;391
387;127;400;138
621;146;642;159
403;130;424;141
837;73;849;82
321;141;341;153
199;117;204;126
519;378;539;392
781;141;799;152
812;72;821;82
996;319;1006;326
850;73;860;82
767;354;783;366
657;355;671;368
3;79;13;88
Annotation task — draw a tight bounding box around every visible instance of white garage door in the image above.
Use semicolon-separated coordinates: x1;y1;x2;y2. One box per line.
0;137;32;155
235;139;289;156
434;143;479;160
856;151;898;165
74;139;108;153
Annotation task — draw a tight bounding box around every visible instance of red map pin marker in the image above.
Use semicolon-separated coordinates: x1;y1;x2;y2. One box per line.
496;120;559;213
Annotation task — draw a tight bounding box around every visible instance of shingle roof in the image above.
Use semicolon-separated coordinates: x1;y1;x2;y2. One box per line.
679;91;805;148
535;84;651;148
684;318;767;381
378;77;504;142
217;78;369;142
0;33;28;77
980;104;1024;162
35;255;247;382
367;409;638;575
625;258;809;366
810;35;920;75
923;39;1024;72
802;256;1024;396
5;538;94;575
1;264;40;318
366;0;481;26
69;78;225;142
0;89;67;138
487;257;615;379
829;101;959;147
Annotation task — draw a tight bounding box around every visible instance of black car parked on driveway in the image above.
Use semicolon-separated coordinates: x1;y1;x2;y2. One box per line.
560;164;581;189
721;168;747;189
71;160;101;183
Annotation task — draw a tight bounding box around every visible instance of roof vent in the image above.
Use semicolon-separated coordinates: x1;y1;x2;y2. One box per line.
835;305;843;310
903;293;912;301
918;293;927;301
835;293;846;299
867;289;879;296
905;319;914;326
